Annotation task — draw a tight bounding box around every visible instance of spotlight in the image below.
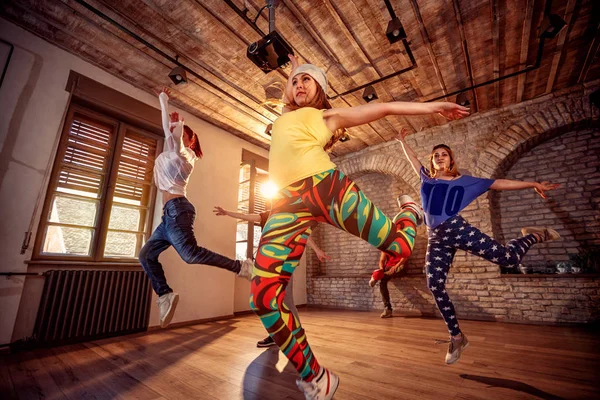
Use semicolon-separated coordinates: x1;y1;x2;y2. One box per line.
386;17;406;44
456;92;470;107
590;89;600;109
339;133;350;143
168;66;187;85
362;86;378;102
539;14;567;39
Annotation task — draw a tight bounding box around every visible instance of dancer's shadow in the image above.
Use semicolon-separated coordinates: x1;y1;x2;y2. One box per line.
242;346;303;399
460;374;565;400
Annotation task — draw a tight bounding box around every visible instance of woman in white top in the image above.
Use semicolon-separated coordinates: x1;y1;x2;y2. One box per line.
139;88;252;329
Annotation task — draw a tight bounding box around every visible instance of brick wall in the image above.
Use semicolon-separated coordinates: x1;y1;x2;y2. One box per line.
494;129;600;263
305;82;600;324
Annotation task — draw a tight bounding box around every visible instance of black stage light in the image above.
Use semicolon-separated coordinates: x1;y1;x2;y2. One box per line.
362;85;378;102
247;31;294;73
168;66;187;85
539;14;567;39
386;17;406;44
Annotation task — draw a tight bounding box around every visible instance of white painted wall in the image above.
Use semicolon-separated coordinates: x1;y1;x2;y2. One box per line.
0;19;310;345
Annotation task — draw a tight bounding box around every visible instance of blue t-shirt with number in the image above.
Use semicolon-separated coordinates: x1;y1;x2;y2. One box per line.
420;167;495;229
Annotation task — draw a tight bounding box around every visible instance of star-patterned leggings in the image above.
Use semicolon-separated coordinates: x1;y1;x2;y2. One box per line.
426;215;539;336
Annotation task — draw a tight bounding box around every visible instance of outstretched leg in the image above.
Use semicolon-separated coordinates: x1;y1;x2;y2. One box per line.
302;169;418;258
164;198;241;273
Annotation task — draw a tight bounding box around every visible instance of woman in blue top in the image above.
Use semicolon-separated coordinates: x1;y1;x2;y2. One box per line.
396;128;560;365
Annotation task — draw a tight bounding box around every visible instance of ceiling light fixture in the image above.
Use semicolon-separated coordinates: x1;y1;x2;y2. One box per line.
539;14;567;39
362;86;378;102
386;17;406;44
168;56;187;85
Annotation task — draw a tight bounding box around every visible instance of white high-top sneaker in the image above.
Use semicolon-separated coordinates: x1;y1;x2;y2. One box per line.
238;258;254;281
397;194;424;226
157;292;179;328
296;367;340;400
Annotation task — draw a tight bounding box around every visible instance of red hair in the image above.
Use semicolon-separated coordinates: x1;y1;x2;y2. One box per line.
183;125;203;158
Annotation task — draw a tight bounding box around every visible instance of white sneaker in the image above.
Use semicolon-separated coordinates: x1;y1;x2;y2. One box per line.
238;259;254;281
445;333;469;365
157;292;179;328
397;194;424;226
369;277;377;287
296;367;339;400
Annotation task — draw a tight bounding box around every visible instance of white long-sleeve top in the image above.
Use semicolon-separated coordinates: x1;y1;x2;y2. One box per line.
153;93;197;196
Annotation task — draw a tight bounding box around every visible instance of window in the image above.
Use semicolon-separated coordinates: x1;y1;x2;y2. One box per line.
236;153;269;260
33;104;160;261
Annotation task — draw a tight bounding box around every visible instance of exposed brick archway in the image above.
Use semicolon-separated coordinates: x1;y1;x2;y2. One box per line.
475;97;597;179
336;153;421;194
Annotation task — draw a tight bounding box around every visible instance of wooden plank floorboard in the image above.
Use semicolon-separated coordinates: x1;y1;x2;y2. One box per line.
1;309;599;399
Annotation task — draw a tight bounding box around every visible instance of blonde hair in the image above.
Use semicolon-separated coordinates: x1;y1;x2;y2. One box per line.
285;78;346;152
429;144;460;178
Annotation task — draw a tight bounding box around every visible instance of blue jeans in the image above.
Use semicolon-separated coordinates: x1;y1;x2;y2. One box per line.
139;197;241;296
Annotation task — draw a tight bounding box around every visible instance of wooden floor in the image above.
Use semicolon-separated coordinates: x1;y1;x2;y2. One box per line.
1;309;599;400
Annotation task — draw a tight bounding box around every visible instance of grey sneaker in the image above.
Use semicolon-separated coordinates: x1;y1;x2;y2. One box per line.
380;308;393;318
520;227;560;242
238;259;254;281
296;367;340;400
445;333;469;365
369;277;377;287
397;194;424;226
157;292;179;328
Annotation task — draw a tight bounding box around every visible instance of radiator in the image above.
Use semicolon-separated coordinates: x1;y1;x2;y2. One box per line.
33;269;152;346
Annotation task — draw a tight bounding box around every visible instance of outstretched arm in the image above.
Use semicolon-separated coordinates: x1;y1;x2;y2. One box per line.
323;101;469;132
307;237;331;262
490;179;560;199
394;128;423;178
213;206;261;223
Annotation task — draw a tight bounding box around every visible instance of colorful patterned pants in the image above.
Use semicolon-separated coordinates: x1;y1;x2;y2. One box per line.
250;169;417;381
426;215;539;336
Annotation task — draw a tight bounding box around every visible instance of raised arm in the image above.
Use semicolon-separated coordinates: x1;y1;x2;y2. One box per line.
156;87;185;153
393;128;423;178
282;54;300;113
157;88;172;136
306;237;331;262
490;180;560;199
323;101;469;132
213;206;261;223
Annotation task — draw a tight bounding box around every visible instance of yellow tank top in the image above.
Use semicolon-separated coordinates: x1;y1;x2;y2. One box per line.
269;107;336;189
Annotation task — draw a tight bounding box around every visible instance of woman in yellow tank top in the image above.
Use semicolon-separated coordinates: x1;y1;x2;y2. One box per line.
250;55;469;400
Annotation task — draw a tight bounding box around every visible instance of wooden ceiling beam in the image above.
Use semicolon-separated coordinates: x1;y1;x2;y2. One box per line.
451;0;479;112
408;0;448;97
491;0;501;108
93;0;280;122
545;0;577;93
516;0;535;103
577;25;600;83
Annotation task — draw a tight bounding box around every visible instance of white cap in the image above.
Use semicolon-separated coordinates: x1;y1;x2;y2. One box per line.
292;64;328;93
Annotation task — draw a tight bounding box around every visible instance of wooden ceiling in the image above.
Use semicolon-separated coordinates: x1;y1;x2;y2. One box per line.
2;0;599;156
